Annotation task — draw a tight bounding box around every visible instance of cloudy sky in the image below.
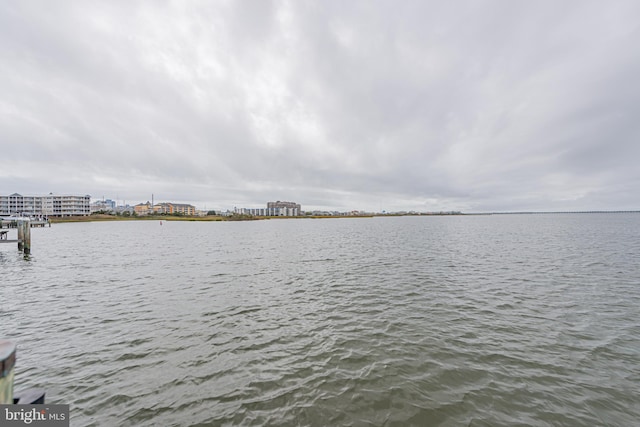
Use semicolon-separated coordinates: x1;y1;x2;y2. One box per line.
1;1;639;212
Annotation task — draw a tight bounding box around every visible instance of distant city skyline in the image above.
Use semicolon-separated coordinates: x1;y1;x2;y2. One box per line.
2;2;639;213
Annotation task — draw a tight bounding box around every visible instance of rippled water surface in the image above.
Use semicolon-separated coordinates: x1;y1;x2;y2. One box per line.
2;214;640;426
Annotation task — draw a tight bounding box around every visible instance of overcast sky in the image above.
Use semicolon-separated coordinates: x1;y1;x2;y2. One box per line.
1;1;639;212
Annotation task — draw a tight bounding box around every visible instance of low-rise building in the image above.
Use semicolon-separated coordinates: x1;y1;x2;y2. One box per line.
0;193;90;217
157;202;197;216
234;201;302;217
267;201;301;216
134;202;152;216
134;201;196;216
90;199;117;213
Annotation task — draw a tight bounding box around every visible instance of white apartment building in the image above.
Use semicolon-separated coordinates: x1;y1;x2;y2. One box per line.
0;193;91;217
267;201;301;216
235;201;301;217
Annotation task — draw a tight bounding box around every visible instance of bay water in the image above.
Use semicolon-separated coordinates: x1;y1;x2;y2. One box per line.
2;214;639;426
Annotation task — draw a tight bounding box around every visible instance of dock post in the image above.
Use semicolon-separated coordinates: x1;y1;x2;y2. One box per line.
0;340;16;404
17;220;24;252
23;220;31;255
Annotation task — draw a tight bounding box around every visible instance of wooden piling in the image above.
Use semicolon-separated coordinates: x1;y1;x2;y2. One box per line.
17;220;24;252
0;340;16;404
0;340;45;404
15;219;31;254
23;220;31;255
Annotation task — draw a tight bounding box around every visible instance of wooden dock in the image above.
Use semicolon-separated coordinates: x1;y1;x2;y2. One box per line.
0;219;50;229
0;230;17;243
0;218;38;254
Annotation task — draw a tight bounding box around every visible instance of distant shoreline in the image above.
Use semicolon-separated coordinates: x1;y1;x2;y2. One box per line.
50;214;226;223
47;210;640;224
49;214;376;223
469;210;640;215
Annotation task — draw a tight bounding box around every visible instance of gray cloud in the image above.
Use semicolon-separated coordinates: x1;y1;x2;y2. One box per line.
1;0;639;212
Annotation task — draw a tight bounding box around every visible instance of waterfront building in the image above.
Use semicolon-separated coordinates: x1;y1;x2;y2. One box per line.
134;201;196;216
157;202;196;216
90;199;117;213
134;202;152;216
0;193;90;217
267;201;301;216
115;204;134;215
235;207;267;216
234;201;302;217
